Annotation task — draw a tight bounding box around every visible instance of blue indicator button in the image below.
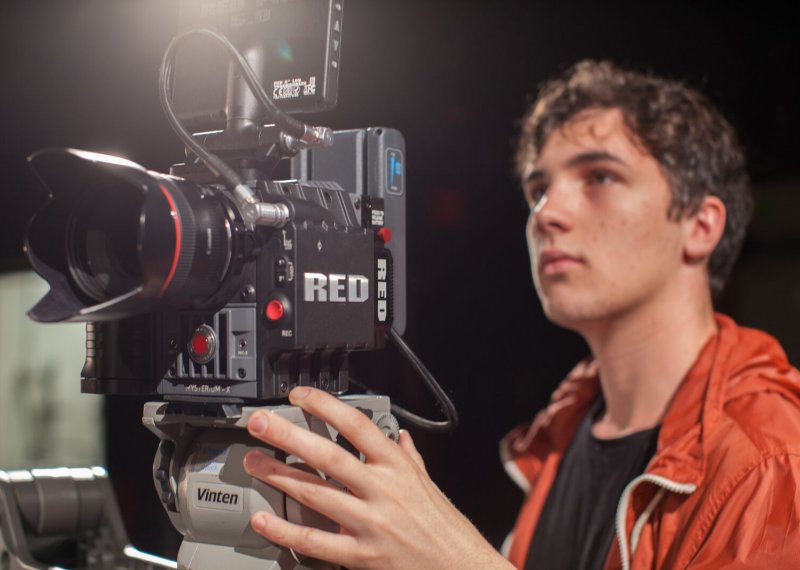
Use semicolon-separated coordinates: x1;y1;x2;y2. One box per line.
386;148;404;195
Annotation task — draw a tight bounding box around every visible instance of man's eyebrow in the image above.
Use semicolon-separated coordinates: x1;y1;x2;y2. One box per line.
523;169;546;185
565;150;629;169
523;150;630;184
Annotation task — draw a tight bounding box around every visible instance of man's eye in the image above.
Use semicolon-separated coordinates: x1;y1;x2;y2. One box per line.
588;170;617;186
526;184;547;205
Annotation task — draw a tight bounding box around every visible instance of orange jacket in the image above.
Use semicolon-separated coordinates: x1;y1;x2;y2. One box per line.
501;314;800;569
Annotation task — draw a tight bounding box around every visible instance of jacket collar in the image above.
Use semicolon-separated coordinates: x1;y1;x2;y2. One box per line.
508;313;797;488
643;314;731;486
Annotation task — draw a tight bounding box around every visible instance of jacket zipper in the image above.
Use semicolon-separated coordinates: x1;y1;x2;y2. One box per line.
615;474;697;570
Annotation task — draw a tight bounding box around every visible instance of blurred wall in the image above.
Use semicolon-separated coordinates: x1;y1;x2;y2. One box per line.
0;271;103;468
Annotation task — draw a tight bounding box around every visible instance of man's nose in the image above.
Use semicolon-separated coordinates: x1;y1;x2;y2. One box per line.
531;178;576;234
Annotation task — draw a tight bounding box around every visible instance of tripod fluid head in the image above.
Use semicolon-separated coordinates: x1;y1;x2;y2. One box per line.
143;395;398;570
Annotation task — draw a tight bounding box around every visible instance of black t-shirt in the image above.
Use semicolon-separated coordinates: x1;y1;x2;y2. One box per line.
525;399;659;570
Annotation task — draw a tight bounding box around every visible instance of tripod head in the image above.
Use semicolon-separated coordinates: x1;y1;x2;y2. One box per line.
142;395;398;569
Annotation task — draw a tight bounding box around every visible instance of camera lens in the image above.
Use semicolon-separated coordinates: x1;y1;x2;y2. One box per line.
25;149;242;322
66;183;144;302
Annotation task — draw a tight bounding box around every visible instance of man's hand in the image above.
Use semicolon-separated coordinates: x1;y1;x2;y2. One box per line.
243;386;512;570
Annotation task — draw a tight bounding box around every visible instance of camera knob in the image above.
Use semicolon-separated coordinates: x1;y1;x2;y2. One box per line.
374;413;400;442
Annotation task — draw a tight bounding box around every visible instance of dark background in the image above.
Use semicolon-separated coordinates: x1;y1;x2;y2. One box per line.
2;0;799;558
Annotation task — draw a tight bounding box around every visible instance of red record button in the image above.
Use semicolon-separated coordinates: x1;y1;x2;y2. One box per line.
266;299;285;321
191;334;209;355
188;325;216;364
377;227;392;243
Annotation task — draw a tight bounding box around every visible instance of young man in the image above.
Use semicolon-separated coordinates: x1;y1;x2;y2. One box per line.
241;61;800;568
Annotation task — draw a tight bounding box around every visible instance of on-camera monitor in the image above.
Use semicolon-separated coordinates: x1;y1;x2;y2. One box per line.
172;0;342;131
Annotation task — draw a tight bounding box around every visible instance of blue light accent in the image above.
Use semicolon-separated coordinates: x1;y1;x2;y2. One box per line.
386;148;403;194
277;39;293;62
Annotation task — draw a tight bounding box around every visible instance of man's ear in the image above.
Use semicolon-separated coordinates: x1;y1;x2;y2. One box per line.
683;195;726;264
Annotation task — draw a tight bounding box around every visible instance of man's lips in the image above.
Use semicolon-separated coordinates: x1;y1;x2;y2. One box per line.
539;250;584;276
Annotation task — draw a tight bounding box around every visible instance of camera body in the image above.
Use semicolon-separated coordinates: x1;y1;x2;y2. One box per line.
27;127;405;403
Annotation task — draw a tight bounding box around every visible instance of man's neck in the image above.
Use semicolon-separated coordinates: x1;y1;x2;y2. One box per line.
581;289;717;440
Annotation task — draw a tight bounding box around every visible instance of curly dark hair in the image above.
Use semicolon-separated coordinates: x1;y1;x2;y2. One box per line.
515;60;753;296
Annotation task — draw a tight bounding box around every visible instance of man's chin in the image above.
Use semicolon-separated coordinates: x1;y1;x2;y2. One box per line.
542;307;583;332
540;296;602;332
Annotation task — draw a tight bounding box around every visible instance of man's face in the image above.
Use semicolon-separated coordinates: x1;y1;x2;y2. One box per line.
523;108;686;332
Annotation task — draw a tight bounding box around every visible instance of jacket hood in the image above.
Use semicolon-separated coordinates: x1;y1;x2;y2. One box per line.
648;314;800;486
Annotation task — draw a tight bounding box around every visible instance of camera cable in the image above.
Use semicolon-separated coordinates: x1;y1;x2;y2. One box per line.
351;328;459;433
158;28;330;217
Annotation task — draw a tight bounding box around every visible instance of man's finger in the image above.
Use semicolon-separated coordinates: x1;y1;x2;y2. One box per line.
243;450;366;530
398;429;427;473
288;387;401;464
247;408;374;496
250;510;359;568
